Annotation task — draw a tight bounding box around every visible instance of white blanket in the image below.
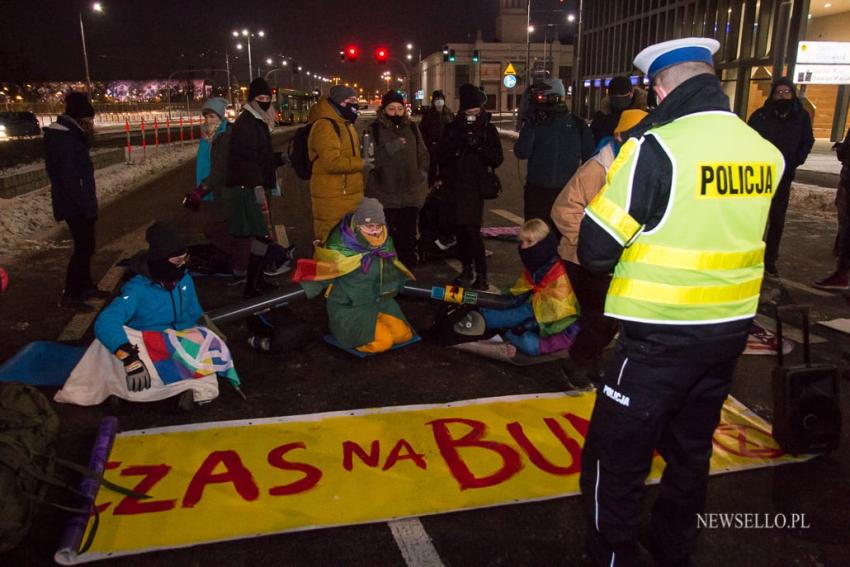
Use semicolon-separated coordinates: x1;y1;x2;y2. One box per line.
54;327;219;406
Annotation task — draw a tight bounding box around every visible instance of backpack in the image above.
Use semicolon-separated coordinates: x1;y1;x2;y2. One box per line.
0;382;145;554
289;118;341;180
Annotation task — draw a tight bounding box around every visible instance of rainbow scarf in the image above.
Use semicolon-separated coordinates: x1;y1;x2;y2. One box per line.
141;326;240;386
509;261;578;336
293;214;413;282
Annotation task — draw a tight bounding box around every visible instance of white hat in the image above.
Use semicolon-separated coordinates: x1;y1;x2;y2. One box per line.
634;37;720;79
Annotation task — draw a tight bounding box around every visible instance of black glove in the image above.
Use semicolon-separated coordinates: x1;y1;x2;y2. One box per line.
116;343;152;392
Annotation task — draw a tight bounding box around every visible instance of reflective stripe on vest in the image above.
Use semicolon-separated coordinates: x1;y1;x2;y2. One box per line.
601;111;785;324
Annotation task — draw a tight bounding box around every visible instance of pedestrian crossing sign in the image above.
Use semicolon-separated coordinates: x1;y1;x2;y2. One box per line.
504;62;517;76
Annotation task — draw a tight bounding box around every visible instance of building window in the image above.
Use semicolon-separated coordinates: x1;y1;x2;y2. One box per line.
455;65;470;92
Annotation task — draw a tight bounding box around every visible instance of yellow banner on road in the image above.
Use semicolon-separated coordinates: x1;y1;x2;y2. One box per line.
67;393;808;563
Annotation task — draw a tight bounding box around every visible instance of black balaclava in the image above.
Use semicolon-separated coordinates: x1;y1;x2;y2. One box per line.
519;230;559;275
248;78;272;111
145;222;187;288
769;77;797;117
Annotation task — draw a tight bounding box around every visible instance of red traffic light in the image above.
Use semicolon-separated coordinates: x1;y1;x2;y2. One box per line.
375;47;389;64
345;45;359;62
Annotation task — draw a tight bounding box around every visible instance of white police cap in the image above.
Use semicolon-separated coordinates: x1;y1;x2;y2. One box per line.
634;37;720;79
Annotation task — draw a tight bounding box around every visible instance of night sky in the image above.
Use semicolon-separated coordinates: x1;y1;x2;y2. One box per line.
0;0;572;91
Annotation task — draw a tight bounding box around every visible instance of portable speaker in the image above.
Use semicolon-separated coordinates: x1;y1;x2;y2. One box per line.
772;305;842;456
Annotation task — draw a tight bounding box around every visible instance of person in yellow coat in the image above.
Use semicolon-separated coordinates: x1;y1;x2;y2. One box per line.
307;85;373;242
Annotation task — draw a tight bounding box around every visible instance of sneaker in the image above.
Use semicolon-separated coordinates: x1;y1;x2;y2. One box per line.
744;323;792;356
59;296;94;313
560;358;597;392
227;273;247;286
453;267;475;287
263;262;292;277
764;266;779;278
813;271;850;290
470;278;490;292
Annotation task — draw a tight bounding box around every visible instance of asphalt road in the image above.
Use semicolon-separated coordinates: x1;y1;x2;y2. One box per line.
1;127;849;566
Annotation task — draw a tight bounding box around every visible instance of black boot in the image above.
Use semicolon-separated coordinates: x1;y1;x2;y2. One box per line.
453;265;475;286
244;254;279;298
471;268;489;291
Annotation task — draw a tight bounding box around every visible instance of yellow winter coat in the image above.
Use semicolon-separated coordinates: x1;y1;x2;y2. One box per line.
307;99;365;242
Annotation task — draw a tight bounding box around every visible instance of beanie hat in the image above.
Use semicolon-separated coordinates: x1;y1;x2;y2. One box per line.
352;197;386;226
329;85;357;105
614;109;648;134
146;222;187;261
65;92;95;120
201;97;228;119
431;90;445;101
771;77;797;100
381;90;405;108
459;84;486;111
247;77;271;101
607;75;633;96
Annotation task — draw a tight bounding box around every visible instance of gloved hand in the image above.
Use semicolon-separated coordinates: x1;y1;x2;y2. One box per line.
362;156;376;173
182;186;206;211
385;137;407;155
115;343;151;392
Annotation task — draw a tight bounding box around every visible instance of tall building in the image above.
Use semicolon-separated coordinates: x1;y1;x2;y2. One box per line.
578;0;850;140
416;0;574;113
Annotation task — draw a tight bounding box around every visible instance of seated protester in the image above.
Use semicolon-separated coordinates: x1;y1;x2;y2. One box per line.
292;198;414;354
476;218;579;356
54;222;239;406
551;109;647;389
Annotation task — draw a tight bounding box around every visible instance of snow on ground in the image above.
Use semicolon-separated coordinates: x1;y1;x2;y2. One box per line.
790;181;837;219
0;143;197;262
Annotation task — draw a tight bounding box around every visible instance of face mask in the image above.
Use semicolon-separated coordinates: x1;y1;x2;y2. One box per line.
774;99;793;114
256;100;271;112
466;113;477;124
518;232;558;274
434;99;445;110
342;104;359;122
147;257;185;286
388;114;404;125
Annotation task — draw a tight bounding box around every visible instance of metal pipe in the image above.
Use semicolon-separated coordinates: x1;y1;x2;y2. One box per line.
207;284;308;324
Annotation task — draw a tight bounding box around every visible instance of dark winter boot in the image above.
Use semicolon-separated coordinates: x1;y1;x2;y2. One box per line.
244;254;279;298
453;265;475;287
471;269;489;291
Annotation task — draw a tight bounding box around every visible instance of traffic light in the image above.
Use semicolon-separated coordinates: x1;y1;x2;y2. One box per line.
442;45;449;62
345;45;359;62
449;49;456;63
339;50;346;62
375;47;389;64
472;49;480;63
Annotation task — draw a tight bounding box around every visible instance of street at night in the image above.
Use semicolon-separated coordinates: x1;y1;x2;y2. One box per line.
2;1;850;566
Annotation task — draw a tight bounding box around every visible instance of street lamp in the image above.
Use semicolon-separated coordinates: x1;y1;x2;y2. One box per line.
567;13;576;22
232;28;264;81
79;2;104;99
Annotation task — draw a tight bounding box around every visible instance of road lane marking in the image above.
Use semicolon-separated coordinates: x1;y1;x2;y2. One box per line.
490;208;524;226
388;518;445;567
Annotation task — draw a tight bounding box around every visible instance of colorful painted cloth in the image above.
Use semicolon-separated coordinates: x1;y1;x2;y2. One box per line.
141;326;240;386
293;213;413;282
509;261;578;337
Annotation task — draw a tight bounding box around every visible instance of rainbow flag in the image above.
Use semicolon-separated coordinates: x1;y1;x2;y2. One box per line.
509;261;578;336
141;327;239;386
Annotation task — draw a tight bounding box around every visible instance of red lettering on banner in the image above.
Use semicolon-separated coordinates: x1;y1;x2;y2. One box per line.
113;464;177;515
267;442;323;496
342;440;381;471
382;439;427;471
182;450;260;508
94;461;122;514
712;423;784;459
428;418;522;490
561;413;590;439
507;418;581;476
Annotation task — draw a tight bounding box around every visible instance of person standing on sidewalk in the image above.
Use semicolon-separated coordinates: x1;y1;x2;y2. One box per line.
551;109;647;389
813;127;850;290
420;90;453;186
226;77;282;297
747;77;814;277
438;84;503;291
364;90;429;267
514;79;594;230
44;92;109;312
577;38;785;566
589;75;648;145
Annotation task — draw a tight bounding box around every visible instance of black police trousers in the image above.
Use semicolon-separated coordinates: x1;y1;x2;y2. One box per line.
579;349;739;567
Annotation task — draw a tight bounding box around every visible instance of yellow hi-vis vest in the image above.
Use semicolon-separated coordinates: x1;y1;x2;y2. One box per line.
585;111;786;324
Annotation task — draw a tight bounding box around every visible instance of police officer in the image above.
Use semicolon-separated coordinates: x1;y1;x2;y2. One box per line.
577;38;785;567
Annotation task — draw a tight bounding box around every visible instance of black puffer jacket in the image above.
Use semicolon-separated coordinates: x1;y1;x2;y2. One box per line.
226;104;280;189
437;112;504;226
43;115;96;221
420;106;454;149
747;78;814;181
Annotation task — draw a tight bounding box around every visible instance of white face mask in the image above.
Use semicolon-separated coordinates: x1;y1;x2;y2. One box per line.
434;99;445;109
466;114;477;124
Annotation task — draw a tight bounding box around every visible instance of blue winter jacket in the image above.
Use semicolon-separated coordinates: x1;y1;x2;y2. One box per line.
94;270;203;353
43;115;97;221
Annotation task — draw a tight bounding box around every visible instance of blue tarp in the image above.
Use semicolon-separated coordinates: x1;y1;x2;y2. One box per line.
0;341;86;386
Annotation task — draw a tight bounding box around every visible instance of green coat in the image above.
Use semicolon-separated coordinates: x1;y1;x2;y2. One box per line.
300;226;411;348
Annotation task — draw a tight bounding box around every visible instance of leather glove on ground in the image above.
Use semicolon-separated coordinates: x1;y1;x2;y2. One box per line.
116;343;152;392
